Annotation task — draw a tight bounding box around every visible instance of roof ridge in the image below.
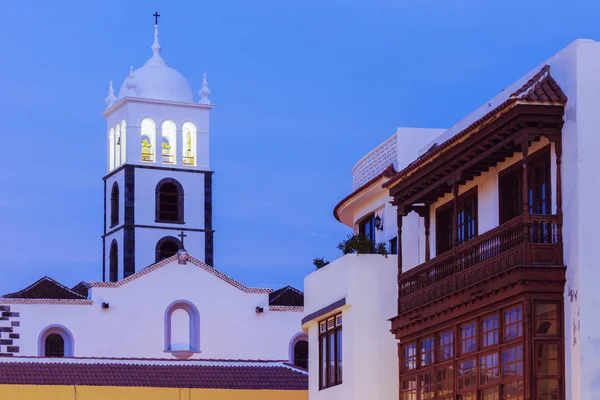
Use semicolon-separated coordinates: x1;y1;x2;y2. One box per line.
86;254;273;294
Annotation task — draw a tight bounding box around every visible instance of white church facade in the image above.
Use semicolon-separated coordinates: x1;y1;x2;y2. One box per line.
0;19;307;382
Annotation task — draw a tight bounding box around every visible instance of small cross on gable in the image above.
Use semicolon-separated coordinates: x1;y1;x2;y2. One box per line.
178;231;187;249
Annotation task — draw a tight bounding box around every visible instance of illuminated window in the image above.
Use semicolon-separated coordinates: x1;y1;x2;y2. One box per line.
109;128;115;170
161;120;176;164
141;118;156;162
182;122;197;165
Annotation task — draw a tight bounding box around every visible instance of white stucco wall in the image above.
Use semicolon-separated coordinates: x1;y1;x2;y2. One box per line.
303;254;398;400
4;259;303;361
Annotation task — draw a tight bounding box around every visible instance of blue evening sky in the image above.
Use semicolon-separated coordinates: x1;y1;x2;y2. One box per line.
0;0;597;294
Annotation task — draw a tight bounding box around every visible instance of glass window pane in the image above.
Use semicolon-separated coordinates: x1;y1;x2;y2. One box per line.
461;322;477;354
419;370;435;400
537;343;559;376
537;379;560;399
502;345;524;379
421;337;435;366
439;330;454;361
404;343;417;371
479;352;499;386
436;365;454;396
504;380;524;400
481;387;500;400
504;305;523;340
337;330;343;384
482;314;499;347
329;333;335;384
536;303;558;336
401;376;417;400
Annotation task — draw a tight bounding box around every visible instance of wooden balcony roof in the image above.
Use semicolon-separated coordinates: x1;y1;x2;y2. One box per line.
385;66;567;207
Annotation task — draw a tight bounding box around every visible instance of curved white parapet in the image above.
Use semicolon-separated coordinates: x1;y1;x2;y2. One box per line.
351;134;397;190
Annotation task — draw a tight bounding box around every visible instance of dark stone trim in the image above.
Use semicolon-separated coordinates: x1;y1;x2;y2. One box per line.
155;178;185;224
123;166;135;278
301;298;346;326
103;164;213;181
204;173;213;267
102;225;213;239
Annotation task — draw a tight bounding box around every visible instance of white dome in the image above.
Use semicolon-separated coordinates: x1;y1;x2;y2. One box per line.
117;25;194;103
118;63;193;103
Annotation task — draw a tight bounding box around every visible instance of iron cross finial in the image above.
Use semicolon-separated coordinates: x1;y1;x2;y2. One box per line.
178;231;187;248
153;11;161;25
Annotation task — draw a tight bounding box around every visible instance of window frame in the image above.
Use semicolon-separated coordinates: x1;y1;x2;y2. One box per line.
435;187;479;255
155;178;185;224
358;213;375;243
319;313;343;390
399;301;533;400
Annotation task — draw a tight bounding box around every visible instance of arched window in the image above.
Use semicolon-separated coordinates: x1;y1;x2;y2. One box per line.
289;333;309;369
155;178;184;223
161;120;176;164
109;240;118;282
120;120;127;164
155;236;182;262
38;325;74;357
109;128;115;171
46;334;64;357
164;300;200;359
182;122;197;165
141;118;156;162
115;124;121;166
110;182;119;227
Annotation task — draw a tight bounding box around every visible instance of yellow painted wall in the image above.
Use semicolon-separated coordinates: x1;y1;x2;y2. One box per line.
0;385;308;400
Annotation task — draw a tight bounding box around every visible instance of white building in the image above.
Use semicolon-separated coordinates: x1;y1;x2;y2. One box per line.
306;39;600;400
0;21;307;370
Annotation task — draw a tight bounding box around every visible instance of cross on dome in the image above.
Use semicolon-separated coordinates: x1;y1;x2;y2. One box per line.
153;11;160;25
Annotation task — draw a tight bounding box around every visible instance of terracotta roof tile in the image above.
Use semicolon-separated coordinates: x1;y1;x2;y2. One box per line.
384;65;566;190
3;277;87;300
0;359;307;390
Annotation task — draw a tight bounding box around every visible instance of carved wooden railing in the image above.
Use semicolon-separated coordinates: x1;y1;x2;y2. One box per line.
398;214;562;314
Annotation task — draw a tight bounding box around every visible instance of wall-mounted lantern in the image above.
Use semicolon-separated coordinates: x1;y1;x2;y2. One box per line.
374;214;383;231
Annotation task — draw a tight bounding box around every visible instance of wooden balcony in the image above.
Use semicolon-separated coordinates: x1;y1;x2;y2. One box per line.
397;214;563;315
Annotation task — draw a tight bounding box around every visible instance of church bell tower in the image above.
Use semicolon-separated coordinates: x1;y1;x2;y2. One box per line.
101;18;214;282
